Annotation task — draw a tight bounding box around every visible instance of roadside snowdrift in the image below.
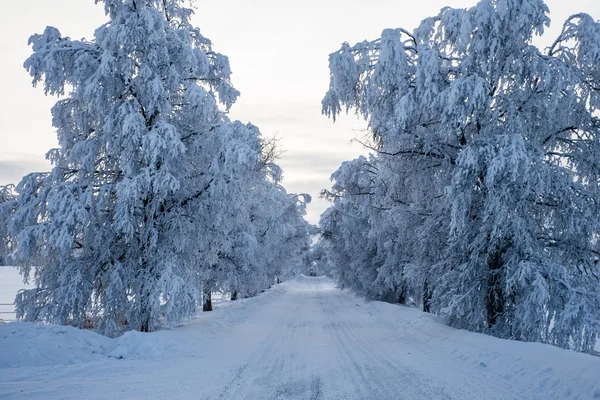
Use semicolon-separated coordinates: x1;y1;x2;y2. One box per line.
0;281;281;370
0;322;166;368
364;301;600;399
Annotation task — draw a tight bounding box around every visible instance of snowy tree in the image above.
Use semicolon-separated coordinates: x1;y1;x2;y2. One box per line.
0;185;16;265
11;0;238;333
320;156;384;298
305;238;333;278
321;0;600;353
192;127;312;307
261;191;313;282
9;0;310;334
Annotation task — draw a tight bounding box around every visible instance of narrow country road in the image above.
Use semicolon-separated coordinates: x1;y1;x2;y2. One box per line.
210;278;504;400
1;276;597;399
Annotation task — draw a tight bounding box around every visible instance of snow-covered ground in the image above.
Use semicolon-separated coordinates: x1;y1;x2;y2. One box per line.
1;272;599;399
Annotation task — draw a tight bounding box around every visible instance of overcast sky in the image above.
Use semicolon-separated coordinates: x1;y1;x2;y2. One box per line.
1;0;599;223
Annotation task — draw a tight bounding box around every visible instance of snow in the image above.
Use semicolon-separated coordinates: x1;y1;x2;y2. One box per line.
0;267;33;322
0;323;167;368
1;274;599;399
0;267;163;367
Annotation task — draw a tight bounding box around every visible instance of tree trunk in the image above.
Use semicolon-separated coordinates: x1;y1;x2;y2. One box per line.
422;279;432;313
203;290;212;312
486;251;504;329
397;288;406;305
230;290;238;301
139;278;151;332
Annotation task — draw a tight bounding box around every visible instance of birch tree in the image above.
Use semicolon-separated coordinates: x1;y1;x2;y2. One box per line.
10;0;310;334
321;0;600;353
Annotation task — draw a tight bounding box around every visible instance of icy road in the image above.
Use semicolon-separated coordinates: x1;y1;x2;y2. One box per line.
1;275;599;399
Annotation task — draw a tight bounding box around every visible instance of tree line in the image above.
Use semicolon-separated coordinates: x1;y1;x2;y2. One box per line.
317;0;600;354
0;0;311;334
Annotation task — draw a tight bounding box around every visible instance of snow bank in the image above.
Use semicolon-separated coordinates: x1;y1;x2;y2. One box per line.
0;283;282;369
0;322;167;368
364;300;600;400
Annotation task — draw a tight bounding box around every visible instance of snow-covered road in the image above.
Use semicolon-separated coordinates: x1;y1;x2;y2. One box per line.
207;278;512;400
1;276;599;399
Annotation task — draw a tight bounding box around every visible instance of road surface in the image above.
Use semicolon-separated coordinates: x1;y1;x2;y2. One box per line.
1;276;598;399
204;278;513;400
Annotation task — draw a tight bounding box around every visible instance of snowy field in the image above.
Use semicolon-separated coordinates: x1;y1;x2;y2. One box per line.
1;271;599;399
0;267;33;323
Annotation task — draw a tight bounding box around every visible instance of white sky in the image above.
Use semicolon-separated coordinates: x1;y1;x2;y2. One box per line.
0;0;598;223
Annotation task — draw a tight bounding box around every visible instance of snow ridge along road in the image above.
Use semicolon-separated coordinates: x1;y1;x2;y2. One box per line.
1;276;599;399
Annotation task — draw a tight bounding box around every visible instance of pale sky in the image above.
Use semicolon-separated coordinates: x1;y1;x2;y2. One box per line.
1;0;599;223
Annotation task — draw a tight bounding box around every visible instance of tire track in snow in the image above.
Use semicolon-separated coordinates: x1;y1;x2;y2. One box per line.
214;278;441;399
211;277;521;399
319;288;450;399
216;284;322;399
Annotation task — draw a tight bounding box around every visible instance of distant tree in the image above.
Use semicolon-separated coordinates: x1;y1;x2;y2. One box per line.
306;238;333;278
0;185;16;266
319;157;381;298
321;0;600;353
198;128;312;307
